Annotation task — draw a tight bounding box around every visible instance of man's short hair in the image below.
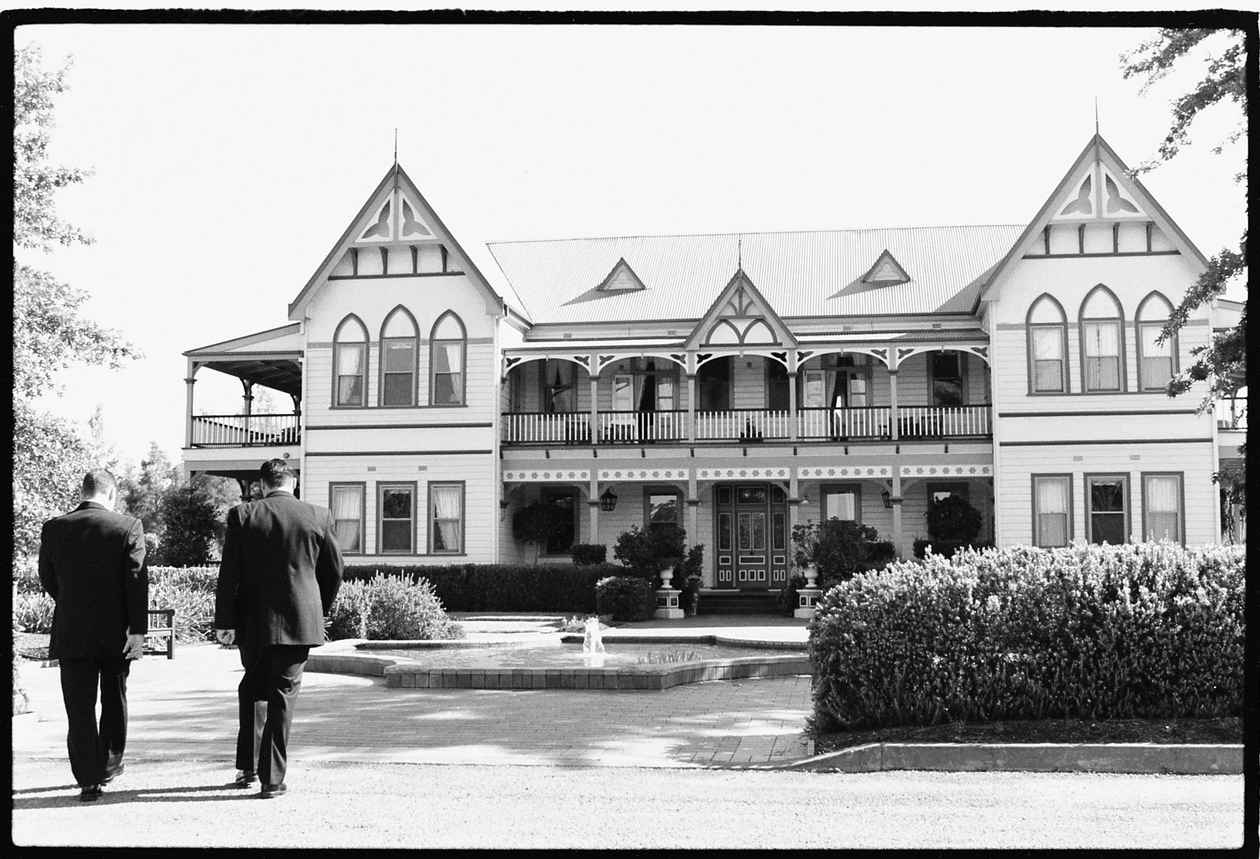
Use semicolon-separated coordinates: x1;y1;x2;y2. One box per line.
81;469;117;498
259;458;295;488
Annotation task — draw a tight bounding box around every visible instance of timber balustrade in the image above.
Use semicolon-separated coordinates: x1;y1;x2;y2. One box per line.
190;413;301;447
502;404;992;445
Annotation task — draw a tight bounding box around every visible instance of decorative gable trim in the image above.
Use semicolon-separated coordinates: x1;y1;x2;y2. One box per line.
596;258;647;292
288;164;510;322
861;249;911;286
683;269;797;350
979;133;1209;306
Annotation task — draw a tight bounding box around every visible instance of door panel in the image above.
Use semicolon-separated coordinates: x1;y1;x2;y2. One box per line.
713;483;787;591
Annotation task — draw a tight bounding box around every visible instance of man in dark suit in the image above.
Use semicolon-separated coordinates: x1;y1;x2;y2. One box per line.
214;458;343;799
38;469;148;802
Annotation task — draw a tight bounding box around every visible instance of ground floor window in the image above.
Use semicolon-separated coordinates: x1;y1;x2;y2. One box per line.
821;484;860;522
329;482;365;554
541;487;578;555
430;482;465;554
1086;474;1129;544
1031;474;1071;547
926;482;969;505
1142;472;1183;543
644;487;681;530
377;483;416;554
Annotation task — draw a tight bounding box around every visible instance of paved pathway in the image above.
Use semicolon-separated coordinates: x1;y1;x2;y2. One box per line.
13;622;815;772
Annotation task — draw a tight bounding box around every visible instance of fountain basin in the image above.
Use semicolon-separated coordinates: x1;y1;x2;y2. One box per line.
307;635;810;691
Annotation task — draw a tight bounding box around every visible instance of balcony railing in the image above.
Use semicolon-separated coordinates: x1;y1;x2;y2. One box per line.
501;404;992;445
1217;396;1247;430
190;413;301;447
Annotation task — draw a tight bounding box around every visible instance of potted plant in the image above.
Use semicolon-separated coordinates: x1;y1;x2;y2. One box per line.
681;574;703;616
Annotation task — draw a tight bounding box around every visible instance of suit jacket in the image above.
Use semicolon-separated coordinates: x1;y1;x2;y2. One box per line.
39;501;149;660
214;490;344;646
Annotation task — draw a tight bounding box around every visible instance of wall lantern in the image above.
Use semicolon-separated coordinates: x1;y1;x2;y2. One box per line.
600;488;618;512
881;489;893;509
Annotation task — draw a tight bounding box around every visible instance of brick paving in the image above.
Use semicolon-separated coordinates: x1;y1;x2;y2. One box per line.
13;618;815;772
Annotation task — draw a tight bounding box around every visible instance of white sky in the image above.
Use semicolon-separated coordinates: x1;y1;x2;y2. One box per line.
17;21;1248;468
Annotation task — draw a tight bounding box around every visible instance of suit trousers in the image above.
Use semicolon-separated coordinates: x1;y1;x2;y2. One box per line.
58;651;132;787
235;637;310;786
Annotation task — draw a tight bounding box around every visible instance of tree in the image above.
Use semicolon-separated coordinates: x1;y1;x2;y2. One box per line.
1121;30;1247;435
511;501;572;565
12;43;139;563
118;442;180;535
153;483;219;566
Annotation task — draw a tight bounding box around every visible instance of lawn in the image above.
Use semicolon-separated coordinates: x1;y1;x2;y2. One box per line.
813;717;1243;752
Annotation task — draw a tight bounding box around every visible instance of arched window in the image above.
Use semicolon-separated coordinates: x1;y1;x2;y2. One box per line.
332;315;368;408
379;306;418;406
1079;285;1125;393
1136;292;1177;392
1026;294;1069;394
430;311;466;405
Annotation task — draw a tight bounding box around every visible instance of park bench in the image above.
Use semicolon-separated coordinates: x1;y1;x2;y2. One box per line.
143;608;175;659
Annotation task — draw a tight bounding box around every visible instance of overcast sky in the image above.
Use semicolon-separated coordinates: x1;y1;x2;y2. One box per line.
17;21;1247;468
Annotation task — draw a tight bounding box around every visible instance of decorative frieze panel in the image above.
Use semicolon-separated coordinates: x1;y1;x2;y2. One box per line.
796;465;893;480
696;467;791;480
899;464;992;477
503;469;591;483
597;468;690;482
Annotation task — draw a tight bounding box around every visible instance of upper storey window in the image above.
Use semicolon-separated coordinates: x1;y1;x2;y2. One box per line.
430;311;466;405
1026;294;1068;394
379;307;419;407
1136;292;1177;392
1080;286;1125;393
333;315;369;408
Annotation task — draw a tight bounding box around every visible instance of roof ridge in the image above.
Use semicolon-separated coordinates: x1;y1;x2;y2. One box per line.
486;223;1026;246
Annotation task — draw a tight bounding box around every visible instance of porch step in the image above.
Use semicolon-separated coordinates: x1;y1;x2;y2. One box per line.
696;591;782;616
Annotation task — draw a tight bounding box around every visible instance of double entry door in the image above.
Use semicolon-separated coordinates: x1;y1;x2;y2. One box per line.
713;484;789;590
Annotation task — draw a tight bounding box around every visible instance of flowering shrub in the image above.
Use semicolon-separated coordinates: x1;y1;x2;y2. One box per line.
327;574;463;641
809;542;1245;731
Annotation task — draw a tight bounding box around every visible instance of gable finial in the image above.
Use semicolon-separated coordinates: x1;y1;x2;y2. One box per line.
737;234;743;271
1094;97;1100;136
393;128;398;166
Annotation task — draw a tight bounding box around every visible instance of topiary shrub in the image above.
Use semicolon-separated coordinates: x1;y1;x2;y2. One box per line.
327;573;463;641
809;542;1245;733
571;544;608;566
595;575;655;621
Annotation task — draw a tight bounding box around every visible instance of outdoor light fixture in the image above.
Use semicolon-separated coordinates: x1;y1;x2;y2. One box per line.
600;488;618;512
881;489;893;509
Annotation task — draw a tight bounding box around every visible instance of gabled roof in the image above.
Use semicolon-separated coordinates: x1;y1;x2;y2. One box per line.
979;133;1210;304
489;224;1022;324
287;164;532;323
684;268;796;349
560;257;648;306
860;249;911;286
184;323;302;357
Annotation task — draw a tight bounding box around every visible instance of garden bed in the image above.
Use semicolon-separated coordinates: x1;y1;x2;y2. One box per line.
813;717;1243;753
14;632;50;661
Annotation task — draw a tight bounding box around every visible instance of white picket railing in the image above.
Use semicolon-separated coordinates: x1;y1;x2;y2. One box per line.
499;411;591;444
695;409;792;441
897;405;991;438
796;407;892;440
190;413;301;447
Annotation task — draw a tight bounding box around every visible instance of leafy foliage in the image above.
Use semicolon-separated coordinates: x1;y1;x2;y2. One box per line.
809;543;1245;731
344;563;628;613
570;544;608;566
925;494;983;543
511;501;573;563
595;575;656;621
792;519;883;584
327;574;463;641
613;523;686;580
153;484;220;566
1121;28;1247;472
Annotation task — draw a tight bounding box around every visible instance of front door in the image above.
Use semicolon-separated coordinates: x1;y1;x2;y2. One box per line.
714;484;789;590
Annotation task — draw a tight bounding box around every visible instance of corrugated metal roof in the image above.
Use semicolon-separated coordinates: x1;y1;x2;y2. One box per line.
487;225;1024;324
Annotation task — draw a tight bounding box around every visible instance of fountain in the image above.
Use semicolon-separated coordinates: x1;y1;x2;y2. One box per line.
581;616;606;667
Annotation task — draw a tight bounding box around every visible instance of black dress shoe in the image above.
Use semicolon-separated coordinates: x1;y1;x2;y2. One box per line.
234;770;257;788
79;785;103;802
258;782;286;799
101;764;124;785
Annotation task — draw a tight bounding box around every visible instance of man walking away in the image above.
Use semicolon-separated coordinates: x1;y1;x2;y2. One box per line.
214;458;343;799
38;470;148;802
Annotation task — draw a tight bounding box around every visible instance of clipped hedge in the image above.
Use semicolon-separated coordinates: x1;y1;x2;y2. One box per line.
810;542;1245;732
327;574;463;641
345;563;639;613
571;544;608;566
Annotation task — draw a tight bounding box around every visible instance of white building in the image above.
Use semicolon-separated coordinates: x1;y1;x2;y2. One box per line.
182;132;1246;594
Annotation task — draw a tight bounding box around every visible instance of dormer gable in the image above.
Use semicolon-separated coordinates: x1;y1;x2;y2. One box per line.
684;269;796;350
287;164;511;321
980;133;1210;304
597;257;646;292
861;249;911;286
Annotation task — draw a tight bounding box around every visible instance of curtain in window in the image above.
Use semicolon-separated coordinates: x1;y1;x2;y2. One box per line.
1140;323;1172;388
1144;475;1181;541
382;340;415;405
337;344;365;405
1084;322;1120;390
1035;478;1068;546
431;485;462;552
824;491;856;521
432;343;464;404
331;487;362;552
1032;327;1064;391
